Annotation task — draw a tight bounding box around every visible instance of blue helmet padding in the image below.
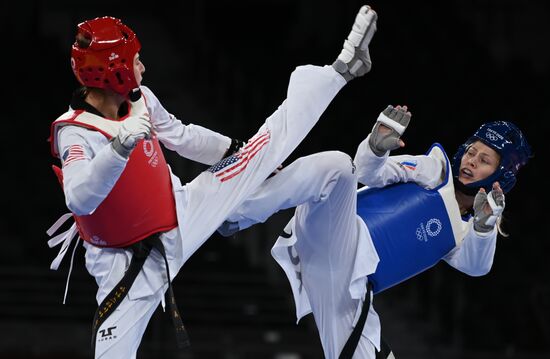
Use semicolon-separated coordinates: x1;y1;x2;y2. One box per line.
451;121;532;193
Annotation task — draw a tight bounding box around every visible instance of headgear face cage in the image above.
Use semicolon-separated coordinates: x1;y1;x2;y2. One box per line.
70;16;141;96
452;121;532;194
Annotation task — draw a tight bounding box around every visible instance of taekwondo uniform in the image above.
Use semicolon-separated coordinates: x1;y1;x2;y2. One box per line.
48;65;347;358
226;137;497;358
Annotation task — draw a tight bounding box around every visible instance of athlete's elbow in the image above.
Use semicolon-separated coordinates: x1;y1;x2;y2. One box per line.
357;171;383;188
464;263;493;277
64;189;97;216
66;198;94;216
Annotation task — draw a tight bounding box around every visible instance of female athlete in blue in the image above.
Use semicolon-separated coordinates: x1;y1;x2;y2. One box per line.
220;105;532;359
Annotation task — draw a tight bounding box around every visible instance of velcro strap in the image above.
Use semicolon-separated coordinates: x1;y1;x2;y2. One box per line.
485;191;503;226
376;112;406;135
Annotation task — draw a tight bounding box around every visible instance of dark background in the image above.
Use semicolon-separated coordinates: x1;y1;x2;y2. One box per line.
1;0;548;358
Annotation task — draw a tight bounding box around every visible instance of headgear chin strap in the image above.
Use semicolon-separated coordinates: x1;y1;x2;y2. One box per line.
453;177;479;197
452;121;532;194
70;16;141;96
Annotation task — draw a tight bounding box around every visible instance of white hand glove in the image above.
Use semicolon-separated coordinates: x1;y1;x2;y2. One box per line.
111;114;152;158
368;105;411;156
111;90;153;158
111;115;153;158
473;182;505;233
118;115;152;147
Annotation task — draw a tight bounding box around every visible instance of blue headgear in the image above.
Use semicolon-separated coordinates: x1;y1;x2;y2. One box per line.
451;121;532;194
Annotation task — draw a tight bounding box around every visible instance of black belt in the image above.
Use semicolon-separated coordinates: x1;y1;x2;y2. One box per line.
339;282;394;359
91;234;190;355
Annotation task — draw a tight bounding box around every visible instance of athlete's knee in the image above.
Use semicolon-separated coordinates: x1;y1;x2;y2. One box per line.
315;151;357;182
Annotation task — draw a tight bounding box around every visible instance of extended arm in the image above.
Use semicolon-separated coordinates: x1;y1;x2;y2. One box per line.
354;105;443;189
141;86;232;165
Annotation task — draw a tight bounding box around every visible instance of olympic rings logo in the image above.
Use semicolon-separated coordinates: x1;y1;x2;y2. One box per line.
142;139;159;167
425;218;442;237
486;132;499;141
416;218;443;242
143;139;155;157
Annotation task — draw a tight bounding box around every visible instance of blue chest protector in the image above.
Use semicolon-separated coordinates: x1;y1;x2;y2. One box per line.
360;144;463;294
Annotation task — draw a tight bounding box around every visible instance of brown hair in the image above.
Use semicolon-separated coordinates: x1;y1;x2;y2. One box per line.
75;33;91;49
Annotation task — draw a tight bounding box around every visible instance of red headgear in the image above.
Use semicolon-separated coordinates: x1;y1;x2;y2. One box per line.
71;16;141;96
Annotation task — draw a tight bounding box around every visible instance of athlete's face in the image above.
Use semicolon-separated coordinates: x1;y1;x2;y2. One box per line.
133;53;145;85
458;140;500;185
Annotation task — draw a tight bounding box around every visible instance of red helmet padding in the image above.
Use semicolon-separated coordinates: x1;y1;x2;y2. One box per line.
71;16;141;95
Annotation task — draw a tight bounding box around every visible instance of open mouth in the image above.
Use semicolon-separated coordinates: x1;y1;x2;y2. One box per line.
460;168;474;179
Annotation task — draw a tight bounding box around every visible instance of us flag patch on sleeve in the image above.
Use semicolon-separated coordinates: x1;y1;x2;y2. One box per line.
62;144;88;167
207;131;271;182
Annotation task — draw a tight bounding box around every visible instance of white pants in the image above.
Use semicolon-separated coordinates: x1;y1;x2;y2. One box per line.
89;65;347;358
226;151;379;358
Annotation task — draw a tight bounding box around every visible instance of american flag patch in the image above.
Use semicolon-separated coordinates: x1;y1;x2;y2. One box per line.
207;131;271;182
400;160;417;171
62;144;88;167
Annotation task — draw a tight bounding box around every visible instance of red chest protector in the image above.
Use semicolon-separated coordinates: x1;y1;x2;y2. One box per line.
50;107;178;248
